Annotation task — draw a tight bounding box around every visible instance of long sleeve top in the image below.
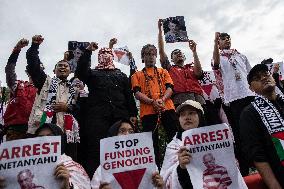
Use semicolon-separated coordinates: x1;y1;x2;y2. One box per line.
76;49;138;118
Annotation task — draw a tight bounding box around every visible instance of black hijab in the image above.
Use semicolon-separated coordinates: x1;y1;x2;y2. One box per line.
35;123;66;154
107;119;136;137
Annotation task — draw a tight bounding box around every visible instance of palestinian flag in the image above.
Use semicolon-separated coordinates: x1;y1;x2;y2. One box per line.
271;131;284;166
40;111;54;126
64;114;80;143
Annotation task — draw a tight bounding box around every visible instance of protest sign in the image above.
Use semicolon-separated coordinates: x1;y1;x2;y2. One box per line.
163;16;188;43
100;132;156;189
0;136;61;189
68;41;90;72
199;71;220;101
182;123;247;189
266;62;284;80
113;46;131;66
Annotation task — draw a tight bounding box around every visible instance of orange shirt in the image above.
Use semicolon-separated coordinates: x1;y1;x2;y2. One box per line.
131;67;175;118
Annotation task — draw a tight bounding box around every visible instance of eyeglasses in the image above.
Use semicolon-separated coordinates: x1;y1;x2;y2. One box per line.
251;71;271;81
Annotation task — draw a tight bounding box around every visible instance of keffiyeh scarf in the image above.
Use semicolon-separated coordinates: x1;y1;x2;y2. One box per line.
252;95;284;166
40;77;80;143
95;47;115;70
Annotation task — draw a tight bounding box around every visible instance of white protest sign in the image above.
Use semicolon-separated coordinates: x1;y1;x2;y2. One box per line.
199;71;216;86
0;136;61;189
100;132;156;189
113;46;130;65
199;71;220;101
266;62;284;80
182;123;247;189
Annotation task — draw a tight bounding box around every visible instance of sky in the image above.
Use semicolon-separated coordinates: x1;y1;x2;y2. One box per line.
0;0;284;87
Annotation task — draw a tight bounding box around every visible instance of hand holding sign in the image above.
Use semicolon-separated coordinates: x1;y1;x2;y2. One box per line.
64;51;74;61
99;182;111;189
178;146;191;169
55;163;70;189
152;171;164;189
188;40;197;53
158;19;163;31
87;42;99;51
0;176;6;189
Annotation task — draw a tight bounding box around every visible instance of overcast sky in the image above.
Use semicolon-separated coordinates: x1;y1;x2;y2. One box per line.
0;0;283;86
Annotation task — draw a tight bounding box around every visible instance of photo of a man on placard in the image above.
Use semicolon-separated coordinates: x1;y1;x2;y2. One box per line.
17;169;45;189
68;41;90;73
202;153;232;189
163;16;188;43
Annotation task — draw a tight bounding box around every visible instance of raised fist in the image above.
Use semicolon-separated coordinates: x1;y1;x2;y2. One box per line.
15;38;29;49
109;38;117;48
215;32;220;42
32;35;44;44
158;19;163;30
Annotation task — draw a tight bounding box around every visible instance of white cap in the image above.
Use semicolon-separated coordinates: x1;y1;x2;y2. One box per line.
176;100;204;114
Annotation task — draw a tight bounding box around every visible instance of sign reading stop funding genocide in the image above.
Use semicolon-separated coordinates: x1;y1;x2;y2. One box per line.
0;136;61;189
100;132;156;189
182;123;248;189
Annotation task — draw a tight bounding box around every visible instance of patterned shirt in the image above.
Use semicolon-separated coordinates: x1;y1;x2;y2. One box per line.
203;165;232;189
212;49;254;103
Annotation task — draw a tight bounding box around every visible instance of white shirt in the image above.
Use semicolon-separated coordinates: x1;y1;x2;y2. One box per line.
216;49;254;103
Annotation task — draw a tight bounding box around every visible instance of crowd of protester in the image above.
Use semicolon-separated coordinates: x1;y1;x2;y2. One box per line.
0;19;284;189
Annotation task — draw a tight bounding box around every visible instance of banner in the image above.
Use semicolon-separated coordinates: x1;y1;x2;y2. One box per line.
113;46;130;66
162;16;188;43
68;41;90;73
100;132;156;189
0;136;61;189
182;123;247;189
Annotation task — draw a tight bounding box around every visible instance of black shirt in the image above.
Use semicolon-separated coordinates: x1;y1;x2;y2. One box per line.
240;97;284;187
75;49;138;118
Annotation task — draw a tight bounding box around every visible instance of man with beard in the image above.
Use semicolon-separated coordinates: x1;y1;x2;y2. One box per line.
75;42;138;177
212;32;254;175
240;64;284;188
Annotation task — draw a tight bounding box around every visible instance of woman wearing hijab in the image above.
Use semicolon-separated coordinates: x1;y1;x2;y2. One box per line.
0;123;91;189
91;119;164;189
160;100;206;189
35;123;91;189
75;42;138;177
